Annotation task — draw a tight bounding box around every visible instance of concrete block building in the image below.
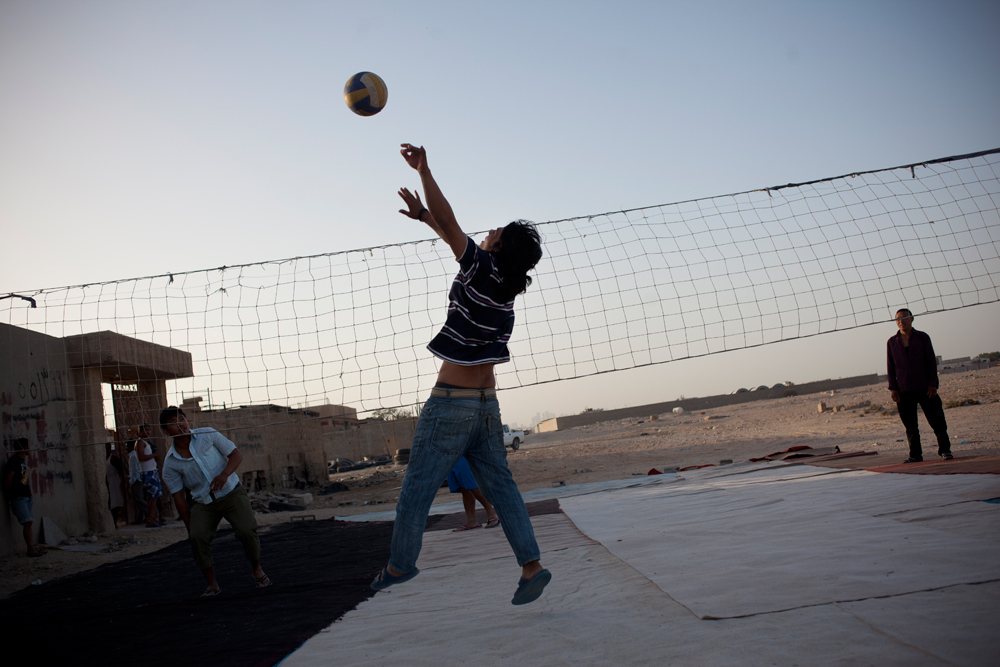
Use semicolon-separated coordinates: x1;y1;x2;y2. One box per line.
3;319;389;555
177;398;353;491
938;356;991;374
1;323;192;555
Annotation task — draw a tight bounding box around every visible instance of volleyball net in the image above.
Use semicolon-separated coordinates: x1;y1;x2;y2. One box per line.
3;148;999;442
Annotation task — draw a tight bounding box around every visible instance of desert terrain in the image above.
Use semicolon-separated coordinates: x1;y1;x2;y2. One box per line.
2;367;997;599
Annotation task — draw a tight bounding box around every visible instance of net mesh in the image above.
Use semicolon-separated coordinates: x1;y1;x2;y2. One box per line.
3;149;999;432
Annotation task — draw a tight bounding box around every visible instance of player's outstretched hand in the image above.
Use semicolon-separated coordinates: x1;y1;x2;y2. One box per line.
398;187;424;219
400;143;428;172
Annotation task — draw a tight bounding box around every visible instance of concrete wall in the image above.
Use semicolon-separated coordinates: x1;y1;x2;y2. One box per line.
324;417;417;463
64;330;192;526
183;404;328;491
537;374;881;432
1;324;91;555
2;324;195;555
64;330;193;383
69;365;113;534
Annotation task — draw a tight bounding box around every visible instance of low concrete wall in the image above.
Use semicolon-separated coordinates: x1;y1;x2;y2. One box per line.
324;417;418;463
537;374;881;432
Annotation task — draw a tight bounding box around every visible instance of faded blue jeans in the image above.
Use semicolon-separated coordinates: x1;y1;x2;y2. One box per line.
388;392;540;574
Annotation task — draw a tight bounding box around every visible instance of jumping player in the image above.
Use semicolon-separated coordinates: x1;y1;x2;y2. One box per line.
371;144;551;605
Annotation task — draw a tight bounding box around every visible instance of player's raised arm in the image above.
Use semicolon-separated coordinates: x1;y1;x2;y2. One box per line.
400;144;467;259
398;187;444;238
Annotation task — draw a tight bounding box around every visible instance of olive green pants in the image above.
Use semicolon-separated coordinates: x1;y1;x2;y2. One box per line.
188;485;260;571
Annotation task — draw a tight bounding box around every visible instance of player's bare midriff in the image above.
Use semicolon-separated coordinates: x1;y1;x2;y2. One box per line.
436;360;497;389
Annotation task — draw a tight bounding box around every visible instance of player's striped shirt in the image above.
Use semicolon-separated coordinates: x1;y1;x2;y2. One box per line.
428;236;514;366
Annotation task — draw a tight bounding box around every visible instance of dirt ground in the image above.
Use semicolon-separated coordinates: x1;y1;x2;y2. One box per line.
3;367;997;599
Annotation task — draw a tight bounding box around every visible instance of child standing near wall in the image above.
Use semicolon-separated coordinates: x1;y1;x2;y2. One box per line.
4;438;44;557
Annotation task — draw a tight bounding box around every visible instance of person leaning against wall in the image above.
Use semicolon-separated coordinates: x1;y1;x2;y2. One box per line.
159;406;270;597
3;438;44;557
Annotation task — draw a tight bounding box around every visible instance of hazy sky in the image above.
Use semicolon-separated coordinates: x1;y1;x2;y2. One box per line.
2;1;998;428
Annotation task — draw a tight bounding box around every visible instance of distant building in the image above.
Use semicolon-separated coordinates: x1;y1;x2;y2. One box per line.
938;357;991;374
178;398;357;491
177;398;314;490
314;403;359;432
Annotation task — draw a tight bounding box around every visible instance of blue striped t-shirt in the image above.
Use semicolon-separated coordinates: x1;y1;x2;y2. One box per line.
428;236;515;366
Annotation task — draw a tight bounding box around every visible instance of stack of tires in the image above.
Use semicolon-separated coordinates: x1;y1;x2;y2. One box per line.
330;458;356;473
394;448;410;465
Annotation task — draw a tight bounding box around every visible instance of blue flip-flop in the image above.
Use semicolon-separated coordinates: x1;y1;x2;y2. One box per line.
371;566;420;591
511;568;552;605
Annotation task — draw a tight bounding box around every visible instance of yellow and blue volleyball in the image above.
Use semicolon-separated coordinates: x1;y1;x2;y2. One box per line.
344;71;388;116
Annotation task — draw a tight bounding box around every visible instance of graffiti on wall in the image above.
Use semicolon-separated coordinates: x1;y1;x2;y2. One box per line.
2;367;77;497
8;368;70;407
234;431;263;453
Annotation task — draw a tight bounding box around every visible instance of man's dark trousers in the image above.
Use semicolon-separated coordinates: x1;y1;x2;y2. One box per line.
898;390;951;460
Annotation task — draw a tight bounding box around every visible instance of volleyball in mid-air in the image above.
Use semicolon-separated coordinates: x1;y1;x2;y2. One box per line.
344;71;387;116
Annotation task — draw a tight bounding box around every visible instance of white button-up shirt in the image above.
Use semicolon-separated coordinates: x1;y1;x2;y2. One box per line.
162;428;241;505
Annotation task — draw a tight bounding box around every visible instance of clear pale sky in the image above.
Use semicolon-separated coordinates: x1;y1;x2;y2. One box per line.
2;1;998;428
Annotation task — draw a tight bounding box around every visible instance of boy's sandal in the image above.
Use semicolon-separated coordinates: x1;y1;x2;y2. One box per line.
485;517;500;529
371;566;420;591
452;523;481;532
254;574;272;589
201;587;221;597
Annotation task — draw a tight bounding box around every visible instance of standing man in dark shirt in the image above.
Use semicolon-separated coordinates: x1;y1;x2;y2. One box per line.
4;438;44;556
887;309;953;463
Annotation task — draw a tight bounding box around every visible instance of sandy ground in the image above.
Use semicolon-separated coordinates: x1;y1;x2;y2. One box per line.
3;367;998;599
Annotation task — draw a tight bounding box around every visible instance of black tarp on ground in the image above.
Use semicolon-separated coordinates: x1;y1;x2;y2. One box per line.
0;518;409;667
2;500;558;667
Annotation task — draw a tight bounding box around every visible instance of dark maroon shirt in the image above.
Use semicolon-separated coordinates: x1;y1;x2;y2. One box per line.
887;328;939;392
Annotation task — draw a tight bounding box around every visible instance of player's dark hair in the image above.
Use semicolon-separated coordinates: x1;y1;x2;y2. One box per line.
493;220;543;302
159;406;187;432
895;308;913;318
